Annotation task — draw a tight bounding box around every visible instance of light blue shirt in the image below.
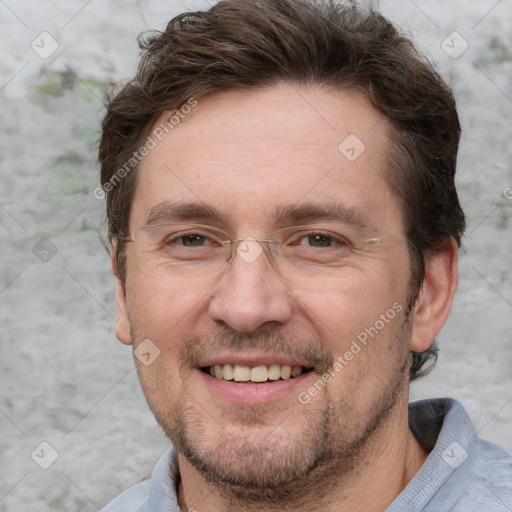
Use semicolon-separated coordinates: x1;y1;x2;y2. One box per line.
101;399;512;511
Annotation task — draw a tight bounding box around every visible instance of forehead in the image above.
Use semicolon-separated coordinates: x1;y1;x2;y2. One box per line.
130;82;401;233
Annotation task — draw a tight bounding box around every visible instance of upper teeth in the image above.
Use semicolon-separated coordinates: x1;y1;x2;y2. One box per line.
208;364;305;382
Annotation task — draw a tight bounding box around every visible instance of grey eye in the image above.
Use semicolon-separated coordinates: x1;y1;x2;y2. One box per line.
180;234;207;246
307;234;334;247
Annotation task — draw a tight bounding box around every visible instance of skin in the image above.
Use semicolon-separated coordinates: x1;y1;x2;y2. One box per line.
114;83;459;512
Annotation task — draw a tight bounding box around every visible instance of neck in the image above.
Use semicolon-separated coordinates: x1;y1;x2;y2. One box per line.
177;395;428;512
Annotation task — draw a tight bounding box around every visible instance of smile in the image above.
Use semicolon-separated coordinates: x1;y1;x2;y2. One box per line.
201;364;314;383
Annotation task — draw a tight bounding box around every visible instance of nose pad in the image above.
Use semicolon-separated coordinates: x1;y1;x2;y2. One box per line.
226;237;279;267
234;237;266;265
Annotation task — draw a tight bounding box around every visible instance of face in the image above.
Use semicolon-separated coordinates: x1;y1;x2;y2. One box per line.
116;83;417;500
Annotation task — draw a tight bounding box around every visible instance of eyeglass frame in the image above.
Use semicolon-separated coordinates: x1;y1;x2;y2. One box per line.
116;221;392;279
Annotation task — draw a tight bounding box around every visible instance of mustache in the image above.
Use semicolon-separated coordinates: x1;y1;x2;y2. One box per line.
179;330;334;374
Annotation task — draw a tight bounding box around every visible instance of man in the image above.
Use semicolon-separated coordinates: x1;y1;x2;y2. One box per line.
98;0;512;510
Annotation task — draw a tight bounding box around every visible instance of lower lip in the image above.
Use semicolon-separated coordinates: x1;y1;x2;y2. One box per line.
196;369;315;404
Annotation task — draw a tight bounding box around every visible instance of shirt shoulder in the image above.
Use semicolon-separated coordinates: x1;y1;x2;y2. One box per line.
99;448;180;512
100;479;149;512
388;398;512;512
455;437;512;511
430;408;512;512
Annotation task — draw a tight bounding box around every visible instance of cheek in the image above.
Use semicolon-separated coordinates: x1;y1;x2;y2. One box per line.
300;263;405;323
126;279;195;407
293;254;409;361
127;269;188;318
125;272;202;359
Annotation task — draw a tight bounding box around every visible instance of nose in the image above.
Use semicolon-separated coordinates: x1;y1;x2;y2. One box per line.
208;239;293;333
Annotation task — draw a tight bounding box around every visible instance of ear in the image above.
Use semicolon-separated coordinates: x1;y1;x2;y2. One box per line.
112;246;132;345
410;238;458;353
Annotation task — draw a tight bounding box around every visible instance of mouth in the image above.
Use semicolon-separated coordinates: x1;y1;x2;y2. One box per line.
195;352;319;404
200;363;314;383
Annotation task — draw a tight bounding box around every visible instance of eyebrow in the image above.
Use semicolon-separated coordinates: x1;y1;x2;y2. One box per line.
144;201;224;227
143;200;377;235
272;202;378;235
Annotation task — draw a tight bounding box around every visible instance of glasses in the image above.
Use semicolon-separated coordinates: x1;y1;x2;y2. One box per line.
120;223;391;281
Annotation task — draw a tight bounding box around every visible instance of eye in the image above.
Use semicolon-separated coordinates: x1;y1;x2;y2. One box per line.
159;230;221;249
294;232;348;248
305;234;335;248
138;224;227;252
178;234;209;247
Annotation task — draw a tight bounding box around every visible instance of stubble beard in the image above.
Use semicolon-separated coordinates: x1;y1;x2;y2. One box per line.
144;315;414;510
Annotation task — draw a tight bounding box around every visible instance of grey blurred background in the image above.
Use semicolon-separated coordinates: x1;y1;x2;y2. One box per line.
1;1;511;510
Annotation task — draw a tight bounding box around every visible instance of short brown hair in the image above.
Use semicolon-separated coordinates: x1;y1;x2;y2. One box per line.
98;0;465;380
